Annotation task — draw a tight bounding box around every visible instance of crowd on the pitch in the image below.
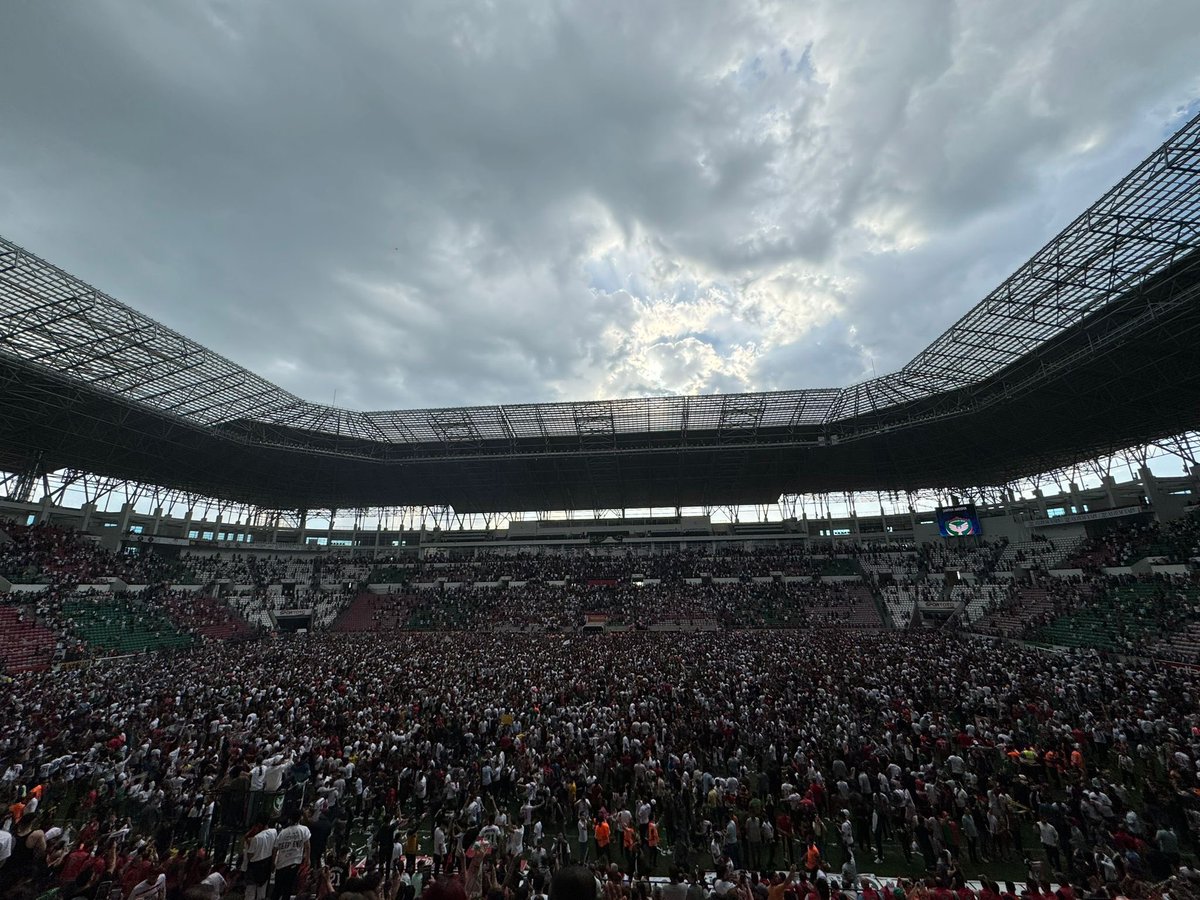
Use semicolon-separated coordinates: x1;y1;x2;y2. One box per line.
2;629;1199;900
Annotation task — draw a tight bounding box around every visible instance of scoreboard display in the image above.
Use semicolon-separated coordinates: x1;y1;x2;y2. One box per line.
937;504;982;537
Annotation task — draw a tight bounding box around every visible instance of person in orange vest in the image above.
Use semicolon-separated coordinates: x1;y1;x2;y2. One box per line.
646;816;660;874
622;822;637;873
1070;745;1085;779
803;840;821;880
594;817;611;864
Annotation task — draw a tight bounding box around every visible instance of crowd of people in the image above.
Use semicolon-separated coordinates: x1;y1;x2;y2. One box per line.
181;554;371;593
1;629;1199;900
380;549;866;586
0;523;191;586
1062;514;1200;572
4;514;1200;900
965;574;1200;658
349;581;880;632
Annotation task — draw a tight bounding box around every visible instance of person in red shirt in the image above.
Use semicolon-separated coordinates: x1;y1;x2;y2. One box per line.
77;819;100;848
121;848;157;898
809;782;826;813
777;811;794;864
59;844;95;886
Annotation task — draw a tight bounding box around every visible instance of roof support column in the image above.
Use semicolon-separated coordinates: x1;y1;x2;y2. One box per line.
36;494;53;525
1101;475;1119;510
1139;466;1166;517
1031;488;1048;518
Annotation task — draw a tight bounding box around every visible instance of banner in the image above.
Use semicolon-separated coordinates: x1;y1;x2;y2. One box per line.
1035;506;1142;526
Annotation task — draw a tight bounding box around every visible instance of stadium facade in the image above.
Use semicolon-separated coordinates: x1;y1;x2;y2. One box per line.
0;444;1195;566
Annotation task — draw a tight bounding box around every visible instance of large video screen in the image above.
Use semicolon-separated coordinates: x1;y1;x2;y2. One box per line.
937;504;982;537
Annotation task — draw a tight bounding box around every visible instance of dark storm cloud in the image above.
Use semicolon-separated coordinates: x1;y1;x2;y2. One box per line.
1;1;1198;409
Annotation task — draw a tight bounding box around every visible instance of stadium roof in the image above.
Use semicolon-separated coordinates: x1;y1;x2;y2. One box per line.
2;112;1200;512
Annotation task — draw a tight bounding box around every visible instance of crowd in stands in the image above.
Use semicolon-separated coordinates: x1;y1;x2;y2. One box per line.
1064;524;1164;571
919;544;1005;581
395;549;865;585
7;513;1200;672
346;582;881;633
11;585;257;665
859;553;922;582
879;583;950;629
224;589;354;631
0;521;261;672
1059;514;1200;572
949;583;1016;626
0;522;193;585
1;630;1199;900
180;551;371;591
964;573;1200;663
993;540;1079;575
161;593;257;642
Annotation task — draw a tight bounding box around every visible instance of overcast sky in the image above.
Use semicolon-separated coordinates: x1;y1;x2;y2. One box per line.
2;1;1198;412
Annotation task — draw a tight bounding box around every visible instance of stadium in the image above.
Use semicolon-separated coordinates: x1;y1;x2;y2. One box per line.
3;19;1200;900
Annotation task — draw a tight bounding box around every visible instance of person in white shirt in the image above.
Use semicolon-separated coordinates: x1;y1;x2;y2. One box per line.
636;801;652;842
244;824;278;900
244;759;268;824
198;870;227;899
128;872;168;900
272;815;311;900
506;824;524;857
433;823;448;876
263;754;291;796
465;797;482;826
577;815;591;861
480;821;502;845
